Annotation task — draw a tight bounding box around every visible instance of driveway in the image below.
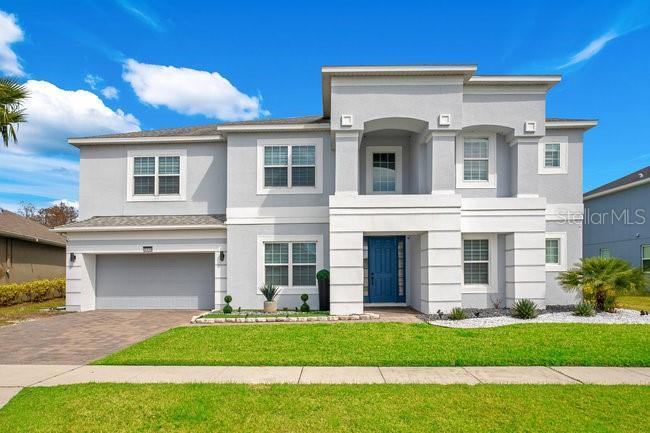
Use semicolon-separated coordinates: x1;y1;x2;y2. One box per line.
0;310;198;365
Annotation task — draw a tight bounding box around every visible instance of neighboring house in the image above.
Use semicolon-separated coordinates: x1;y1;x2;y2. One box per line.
0;209;66;284
583;166;650;272
55;64;597;314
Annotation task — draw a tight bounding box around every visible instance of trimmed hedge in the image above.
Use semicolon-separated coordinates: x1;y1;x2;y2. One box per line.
0;278;66;307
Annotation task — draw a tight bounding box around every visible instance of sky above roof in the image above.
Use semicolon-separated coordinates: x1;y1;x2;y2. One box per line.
0;0;649;210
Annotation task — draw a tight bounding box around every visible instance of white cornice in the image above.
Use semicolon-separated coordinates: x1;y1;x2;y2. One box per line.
468;75;561;89
545;120;598;130
52;224;226;233
69;135;225;146
217;123;330;132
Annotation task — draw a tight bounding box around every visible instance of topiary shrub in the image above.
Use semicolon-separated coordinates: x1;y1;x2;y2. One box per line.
449;307;467;320
316;269;330;281
512;299;538;319
573;301;595;317
223;295;233;314
0;278;66;307
300;293;310;312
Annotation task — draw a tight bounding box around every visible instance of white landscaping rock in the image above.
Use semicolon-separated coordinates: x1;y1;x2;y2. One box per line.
430;309;650;328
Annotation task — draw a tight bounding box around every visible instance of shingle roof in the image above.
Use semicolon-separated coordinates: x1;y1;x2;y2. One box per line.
73;116;328;139
584;166;650;199
55;214;226;231
0;209;66;247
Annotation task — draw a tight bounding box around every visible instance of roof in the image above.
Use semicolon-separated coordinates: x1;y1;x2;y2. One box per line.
0;209;66;247
53;214;226;232
584;166;650;201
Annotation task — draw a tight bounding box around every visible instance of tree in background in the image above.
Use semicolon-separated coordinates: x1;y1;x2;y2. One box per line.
0;78;28;147
17;201;78;228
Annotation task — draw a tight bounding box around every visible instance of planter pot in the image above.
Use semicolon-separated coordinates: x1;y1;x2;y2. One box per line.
318;279;330;311
263;300;278;313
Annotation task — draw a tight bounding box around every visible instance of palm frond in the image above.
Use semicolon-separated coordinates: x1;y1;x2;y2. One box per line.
0;78;29;106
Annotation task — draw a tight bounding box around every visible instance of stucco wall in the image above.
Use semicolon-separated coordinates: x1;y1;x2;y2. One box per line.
0;237;65;284
79;142;226;219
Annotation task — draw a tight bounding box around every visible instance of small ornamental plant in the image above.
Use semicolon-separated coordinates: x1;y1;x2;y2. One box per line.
512;299;538;319
223;295;233;314
449;307;467;320
300;293;310;312
316;269;330;281
573;301;595;317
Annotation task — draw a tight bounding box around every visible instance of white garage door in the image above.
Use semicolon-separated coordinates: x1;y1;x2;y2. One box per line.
96;253;215;309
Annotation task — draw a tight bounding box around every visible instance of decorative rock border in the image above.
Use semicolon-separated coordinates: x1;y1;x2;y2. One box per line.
191;313;380;324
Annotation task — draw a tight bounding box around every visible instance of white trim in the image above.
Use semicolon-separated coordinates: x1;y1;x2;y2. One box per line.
545;120;597;130
545;232;567;272
538;136;568;175
219;123;330;132
256;137;323;195
53;224;225;233
322;65;477;76
256;235;324;295
461;234;498;294
226;206;329;225
365;145;403;194
467;75;561;88
69;135;225;146
584;177;650;201
456;133;497;189
126;149;187;202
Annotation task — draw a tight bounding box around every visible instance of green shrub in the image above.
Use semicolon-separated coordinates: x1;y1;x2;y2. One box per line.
316;269;330;281
259;283;281;301
448;307;467;320
0;278;65;307
222;295;233;314
573;301;595;317
300;293;310;312
224;295;232;303
512;299;538;319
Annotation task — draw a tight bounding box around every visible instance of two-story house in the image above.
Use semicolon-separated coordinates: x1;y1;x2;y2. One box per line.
55;64;597;315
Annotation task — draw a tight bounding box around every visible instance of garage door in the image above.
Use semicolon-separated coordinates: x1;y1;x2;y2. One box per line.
96;253;215;309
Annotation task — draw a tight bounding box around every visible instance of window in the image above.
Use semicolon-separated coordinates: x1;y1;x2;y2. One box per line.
544;143;561;168
599;248;610;258
133;156;180;196
546;239;560;264
642;245;650;273
463;138;489;181
264;242;317;288
372;153;396;192
263;145;316;188
463;239;489;285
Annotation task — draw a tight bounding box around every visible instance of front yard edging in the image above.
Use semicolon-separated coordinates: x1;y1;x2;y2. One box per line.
191;313;380;324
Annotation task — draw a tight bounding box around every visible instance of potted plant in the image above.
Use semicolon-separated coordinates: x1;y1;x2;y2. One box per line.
316;269;330;311
259;283;281;313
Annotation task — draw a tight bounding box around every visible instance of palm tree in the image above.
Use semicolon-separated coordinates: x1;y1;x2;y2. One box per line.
0;77;28;147
558;256;646;311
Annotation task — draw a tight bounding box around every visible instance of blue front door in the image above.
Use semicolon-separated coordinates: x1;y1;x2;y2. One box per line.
368;237;399;303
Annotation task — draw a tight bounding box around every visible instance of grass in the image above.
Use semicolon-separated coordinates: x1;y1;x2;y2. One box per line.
95;322;650;366
618;293;650;311
0;298;65;326
0;384;647;433
203;310;329;319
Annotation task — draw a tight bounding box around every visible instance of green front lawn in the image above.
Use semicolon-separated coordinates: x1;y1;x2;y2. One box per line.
96;322;650;366
0;298;65;326
618;293;650;311
1;384;647;433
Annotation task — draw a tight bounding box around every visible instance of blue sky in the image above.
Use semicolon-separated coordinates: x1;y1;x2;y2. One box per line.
0;0;649;210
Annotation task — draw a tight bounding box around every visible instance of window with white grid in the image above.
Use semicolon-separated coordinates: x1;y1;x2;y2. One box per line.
546;239;560;264
372;152;396;192
263;145;316;188
133;155;180;196
544;143;561;168
642;245;650;273
264;242;317;288
463;239;489;285
463;138;489;181
599;248;610;258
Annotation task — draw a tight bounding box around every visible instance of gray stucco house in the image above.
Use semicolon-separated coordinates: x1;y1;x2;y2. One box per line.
55;64;597;314
583;166;650;272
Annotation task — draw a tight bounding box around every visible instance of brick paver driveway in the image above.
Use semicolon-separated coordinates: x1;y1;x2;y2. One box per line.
0;310;198;365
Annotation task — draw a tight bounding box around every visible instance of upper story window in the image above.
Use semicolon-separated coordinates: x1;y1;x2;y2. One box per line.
455;133;496;189
127;150;186;202
365;145;403;194
538;137;568;174
257;138;323;195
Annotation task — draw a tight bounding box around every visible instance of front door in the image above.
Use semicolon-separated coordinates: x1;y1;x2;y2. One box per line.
367;237;400;303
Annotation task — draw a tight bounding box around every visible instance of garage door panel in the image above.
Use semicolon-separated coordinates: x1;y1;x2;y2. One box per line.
96;254;214;310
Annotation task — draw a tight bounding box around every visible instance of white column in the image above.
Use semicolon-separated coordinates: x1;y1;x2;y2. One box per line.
334;131;361;195
505;232;547;307
214;249;227;309
329;231;364;315
66;251;96;312
420;231;462;313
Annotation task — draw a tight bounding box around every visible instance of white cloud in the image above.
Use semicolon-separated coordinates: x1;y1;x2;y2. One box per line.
122;59;269;121
19;80;140;151
50;199;79;209
0;10;25;76
117;0;165;32
84;73;103;90
101;86;119;100
559;31;618;69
